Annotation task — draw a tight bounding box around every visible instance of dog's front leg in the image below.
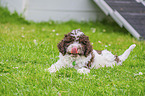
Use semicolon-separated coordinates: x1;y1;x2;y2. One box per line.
77;67;90;74
46;59;64;73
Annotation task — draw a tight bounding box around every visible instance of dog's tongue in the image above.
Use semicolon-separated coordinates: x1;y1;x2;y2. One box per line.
71;47;78;54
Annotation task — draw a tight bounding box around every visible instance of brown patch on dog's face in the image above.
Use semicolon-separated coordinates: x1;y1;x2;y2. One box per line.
57;33;75;55
79;35;93;57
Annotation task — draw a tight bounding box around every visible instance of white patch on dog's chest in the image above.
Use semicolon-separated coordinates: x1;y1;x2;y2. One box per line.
60;53;92;69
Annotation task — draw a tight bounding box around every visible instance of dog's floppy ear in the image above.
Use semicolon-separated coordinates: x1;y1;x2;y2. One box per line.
57;33;73;55
79;35;93;57
57;39;66;56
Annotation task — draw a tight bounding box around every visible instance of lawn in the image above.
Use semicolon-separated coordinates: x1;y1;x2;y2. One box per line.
0;7;145;96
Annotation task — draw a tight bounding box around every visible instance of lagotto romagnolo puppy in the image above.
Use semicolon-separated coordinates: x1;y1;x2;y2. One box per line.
46;29;136;74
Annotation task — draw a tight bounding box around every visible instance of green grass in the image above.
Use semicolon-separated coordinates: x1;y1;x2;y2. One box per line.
0;6;145;96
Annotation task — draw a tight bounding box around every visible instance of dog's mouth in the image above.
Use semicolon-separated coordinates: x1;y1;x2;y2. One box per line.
67;47;83;57
67;52;83;57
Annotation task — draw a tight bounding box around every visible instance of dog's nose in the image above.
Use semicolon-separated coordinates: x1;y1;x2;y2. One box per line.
71;47;78;54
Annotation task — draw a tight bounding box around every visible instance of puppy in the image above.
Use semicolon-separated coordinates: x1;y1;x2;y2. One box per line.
46;29;136;74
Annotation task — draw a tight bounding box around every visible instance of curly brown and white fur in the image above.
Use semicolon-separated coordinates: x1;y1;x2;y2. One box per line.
46;29;136;74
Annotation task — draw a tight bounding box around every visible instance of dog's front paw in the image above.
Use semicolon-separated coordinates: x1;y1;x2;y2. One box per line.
77;68;90;74
45;65;57;73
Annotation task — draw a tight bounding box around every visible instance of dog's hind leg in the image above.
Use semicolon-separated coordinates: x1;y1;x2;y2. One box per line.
118;44;136;63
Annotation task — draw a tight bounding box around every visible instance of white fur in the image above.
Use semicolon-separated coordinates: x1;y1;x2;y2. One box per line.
46;44;136;74
70;30;84;40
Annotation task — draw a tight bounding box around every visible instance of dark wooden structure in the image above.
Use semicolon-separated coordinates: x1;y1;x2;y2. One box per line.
94;0;145;40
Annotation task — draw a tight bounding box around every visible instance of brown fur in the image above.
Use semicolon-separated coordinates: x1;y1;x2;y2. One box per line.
115;55;121;63
86;52;94;68
57;33;75;55
79;35;93;57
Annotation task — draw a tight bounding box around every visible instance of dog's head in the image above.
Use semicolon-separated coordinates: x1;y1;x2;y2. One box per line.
57;29;92;57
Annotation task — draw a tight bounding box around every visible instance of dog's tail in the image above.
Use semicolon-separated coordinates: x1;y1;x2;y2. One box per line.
118;44;136;63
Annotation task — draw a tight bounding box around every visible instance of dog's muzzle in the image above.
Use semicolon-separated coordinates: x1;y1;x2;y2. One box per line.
68;46;84;57
71;47;78;54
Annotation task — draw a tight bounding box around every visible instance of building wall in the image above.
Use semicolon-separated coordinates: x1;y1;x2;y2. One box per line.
0;0;24;14
0;0;105;22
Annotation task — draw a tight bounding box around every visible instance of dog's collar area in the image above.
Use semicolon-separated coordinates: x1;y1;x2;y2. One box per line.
71;52;94;68
72;61;76;66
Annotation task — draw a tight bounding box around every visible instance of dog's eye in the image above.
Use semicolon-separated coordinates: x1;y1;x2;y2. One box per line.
71;36;75;40
65;40;72;43
80;40;87;44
